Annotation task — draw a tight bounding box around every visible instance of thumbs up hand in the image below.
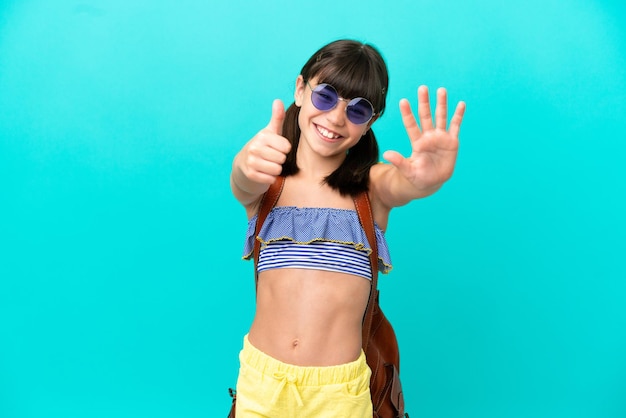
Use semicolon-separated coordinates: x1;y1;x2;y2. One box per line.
231;99;292;205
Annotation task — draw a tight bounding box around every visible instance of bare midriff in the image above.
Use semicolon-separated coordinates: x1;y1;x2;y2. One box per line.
248;268;371;367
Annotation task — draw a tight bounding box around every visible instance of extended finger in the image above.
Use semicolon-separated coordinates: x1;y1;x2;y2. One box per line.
382;150;407;171
435;87;447;131
449;101;466;139
399;98;422;141
417;86;434;131
267;99;285;135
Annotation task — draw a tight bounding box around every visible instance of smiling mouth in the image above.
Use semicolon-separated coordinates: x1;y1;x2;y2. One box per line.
315;124;342;140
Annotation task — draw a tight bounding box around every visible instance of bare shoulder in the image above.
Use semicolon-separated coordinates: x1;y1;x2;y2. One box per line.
368;163;393;231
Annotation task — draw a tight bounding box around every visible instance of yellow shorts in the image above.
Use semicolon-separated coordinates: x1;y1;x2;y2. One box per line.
235;335;373;418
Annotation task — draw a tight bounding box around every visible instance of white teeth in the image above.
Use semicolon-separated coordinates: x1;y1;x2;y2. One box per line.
317;125;340;139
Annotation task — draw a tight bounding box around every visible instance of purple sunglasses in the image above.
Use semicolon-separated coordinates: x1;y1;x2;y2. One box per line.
307;82;376;125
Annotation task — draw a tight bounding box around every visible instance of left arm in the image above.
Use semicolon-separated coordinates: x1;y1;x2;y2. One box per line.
370;86;466;210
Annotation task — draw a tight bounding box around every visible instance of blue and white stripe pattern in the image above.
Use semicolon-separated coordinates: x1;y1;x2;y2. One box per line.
243;206;392;280
257;240;374;279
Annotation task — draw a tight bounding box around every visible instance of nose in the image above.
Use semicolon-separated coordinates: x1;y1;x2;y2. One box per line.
325;100;348;126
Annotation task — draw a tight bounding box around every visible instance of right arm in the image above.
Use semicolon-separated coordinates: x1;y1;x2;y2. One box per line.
230;99;291;215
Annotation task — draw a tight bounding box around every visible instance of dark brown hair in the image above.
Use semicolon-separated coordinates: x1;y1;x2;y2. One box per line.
281;39;389;196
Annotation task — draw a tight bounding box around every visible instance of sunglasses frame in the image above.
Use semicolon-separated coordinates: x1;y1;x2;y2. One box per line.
306;82;376;125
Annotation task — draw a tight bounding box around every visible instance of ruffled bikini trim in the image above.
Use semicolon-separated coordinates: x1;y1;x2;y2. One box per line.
241;206;393;274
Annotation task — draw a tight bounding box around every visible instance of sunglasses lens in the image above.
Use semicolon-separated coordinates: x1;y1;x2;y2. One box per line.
347;98;374;125
311;84;338;111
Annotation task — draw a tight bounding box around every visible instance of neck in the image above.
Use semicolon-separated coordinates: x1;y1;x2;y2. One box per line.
295;140;346;181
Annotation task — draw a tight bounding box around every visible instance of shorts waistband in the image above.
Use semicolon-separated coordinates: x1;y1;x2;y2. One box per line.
240;334;369;386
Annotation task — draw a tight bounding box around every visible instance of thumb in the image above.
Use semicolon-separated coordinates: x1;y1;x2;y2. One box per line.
267;99;285;135
383;150;405;169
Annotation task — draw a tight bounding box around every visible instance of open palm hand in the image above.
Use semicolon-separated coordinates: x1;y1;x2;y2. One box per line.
383;86;466;192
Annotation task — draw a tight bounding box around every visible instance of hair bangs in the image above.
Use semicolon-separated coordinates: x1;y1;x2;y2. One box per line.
316;61;385;115
301;40;388;116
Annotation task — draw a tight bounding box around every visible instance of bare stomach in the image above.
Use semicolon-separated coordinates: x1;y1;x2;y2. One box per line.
248;268;371;367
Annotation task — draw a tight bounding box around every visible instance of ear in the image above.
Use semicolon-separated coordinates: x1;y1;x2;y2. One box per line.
294;75;305;107
365;114;380;132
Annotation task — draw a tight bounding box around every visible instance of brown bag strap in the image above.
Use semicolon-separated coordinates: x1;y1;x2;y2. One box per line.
253;176;286;284
353;191;379;352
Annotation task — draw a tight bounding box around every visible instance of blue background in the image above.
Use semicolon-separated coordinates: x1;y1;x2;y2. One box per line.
1;1;625;417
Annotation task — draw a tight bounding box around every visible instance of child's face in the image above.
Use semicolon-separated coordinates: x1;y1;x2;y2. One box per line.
294;75;376;161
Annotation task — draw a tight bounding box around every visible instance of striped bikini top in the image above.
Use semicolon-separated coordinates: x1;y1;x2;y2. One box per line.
243;206;392;280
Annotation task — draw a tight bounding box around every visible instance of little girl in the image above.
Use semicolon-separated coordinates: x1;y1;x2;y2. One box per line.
230;39;465;417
